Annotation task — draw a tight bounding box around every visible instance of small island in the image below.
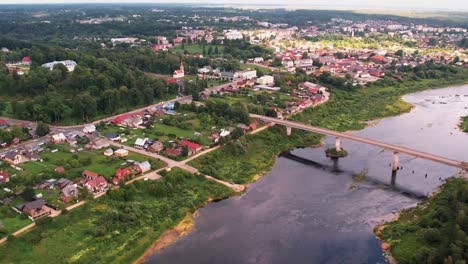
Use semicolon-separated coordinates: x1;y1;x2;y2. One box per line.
460;116;468;132
325;148;349;158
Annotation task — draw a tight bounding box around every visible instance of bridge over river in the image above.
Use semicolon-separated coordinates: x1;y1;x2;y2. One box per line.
250;114;468;173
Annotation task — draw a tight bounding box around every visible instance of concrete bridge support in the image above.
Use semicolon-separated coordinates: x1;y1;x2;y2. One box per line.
335;137;341;152
286;126;292;136
392;152;399;171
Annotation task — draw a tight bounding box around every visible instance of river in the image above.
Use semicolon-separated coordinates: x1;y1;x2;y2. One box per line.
147;85;468;264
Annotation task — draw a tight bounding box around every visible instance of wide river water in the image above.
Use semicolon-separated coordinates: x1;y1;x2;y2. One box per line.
148;85;468;264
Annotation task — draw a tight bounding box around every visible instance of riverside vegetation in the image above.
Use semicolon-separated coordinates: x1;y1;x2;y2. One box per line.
378;178;468;263
460;116;468;133
0;168;234;263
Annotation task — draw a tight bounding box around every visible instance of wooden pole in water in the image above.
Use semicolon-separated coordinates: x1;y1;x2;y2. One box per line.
392;152;399;171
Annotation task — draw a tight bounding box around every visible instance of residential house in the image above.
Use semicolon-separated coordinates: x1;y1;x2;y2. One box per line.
55;166;65;173
114;148;129;157
86;138;110;150
165;148;182;157
113;167;132;185
0;171;9;183
148;141;163;153
0;119;8;127
3;151;28;165
57;178;73;189
180;140;202;155
134;138;148;149
82;171;108;194
51;133;67;143
134;161;151;174
59;184;80;202
19;198;51;219
104;148;114;156
83;125;96;134
105;133;120;141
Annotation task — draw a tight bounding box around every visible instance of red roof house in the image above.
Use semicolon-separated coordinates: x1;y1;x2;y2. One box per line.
180;140;202;155
116;168;131;179
0;171;9;183
22;56;31;64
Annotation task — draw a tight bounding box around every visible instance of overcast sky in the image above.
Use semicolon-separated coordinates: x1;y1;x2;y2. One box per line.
0;0;467;11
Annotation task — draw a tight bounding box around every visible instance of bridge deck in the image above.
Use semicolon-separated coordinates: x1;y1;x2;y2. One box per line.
250;114;467;170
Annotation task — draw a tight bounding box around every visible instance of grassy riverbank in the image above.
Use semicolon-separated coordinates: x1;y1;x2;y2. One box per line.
189;126;322;184
190;76;468;184
460;116;468;132
0;169;233;263
294;77;468;132
377;178;468;263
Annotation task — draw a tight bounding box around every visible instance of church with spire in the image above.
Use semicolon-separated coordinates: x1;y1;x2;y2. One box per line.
173;61;185;79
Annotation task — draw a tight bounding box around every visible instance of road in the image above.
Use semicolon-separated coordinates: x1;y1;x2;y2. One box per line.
250;114;468;171
107;140;245;192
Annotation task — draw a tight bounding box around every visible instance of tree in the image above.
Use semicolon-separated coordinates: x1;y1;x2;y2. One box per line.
22;187;35;201
181;145;189;157
214;46;219;55
35;122;50;137
231;127;244;140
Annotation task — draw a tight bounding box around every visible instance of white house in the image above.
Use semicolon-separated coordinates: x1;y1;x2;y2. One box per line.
256;75;274;85
253;57;264;63
134;138;148;149
51;133;67;143
41;60;77;72
225;30;243;40
83;124;96;134
234;70;257;79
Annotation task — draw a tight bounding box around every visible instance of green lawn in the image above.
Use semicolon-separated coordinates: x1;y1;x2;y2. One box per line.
0;168;234;263
239;63;272;75
0;205;32;236
99;121;212;147
8;144;166;187
173;44;224;56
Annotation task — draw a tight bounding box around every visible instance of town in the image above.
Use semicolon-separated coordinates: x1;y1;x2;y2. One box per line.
0;4;467;264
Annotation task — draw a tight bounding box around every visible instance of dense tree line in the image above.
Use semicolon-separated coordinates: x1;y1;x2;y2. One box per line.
381;178;468;263
0;40;177;123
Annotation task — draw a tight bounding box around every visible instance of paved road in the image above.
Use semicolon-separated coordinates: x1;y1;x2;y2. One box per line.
250;114;468;171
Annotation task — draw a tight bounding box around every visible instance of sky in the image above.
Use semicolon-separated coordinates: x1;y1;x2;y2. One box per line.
0;0;467;11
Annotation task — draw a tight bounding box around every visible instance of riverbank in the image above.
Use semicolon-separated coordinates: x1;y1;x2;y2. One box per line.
135;213;196;264
459;116;468;133
375;178;468;263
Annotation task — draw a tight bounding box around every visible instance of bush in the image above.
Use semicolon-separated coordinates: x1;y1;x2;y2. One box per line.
35;216;52;227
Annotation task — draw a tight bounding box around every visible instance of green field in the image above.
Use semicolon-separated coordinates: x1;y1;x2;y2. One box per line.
189;127;322;184
25;144;166;179
0;207;32;236
239;63;272;75
0;168;234;263
99;121;212;147
173;44;224;56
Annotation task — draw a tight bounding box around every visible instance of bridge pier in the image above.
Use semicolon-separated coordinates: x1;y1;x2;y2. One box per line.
335;137;341;152
286;126;292;136
464;170;468;180
392;152;399;171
